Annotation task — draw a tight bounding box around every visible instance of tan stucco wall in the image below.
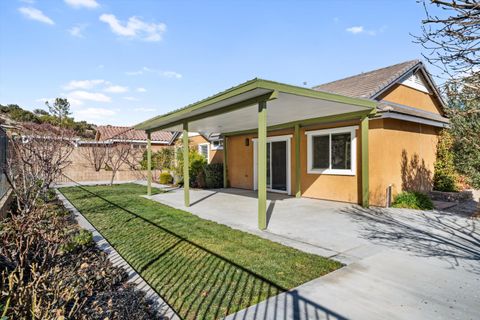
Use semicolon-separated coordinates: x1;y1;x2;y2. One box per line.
378;84;444;115
369;118;439;206
226;123;362;203
300;121;361;203
226;118;439;206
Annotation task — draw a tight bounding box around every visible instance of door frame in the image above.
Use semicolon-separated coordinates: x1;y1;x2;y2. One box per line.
253;135;292;195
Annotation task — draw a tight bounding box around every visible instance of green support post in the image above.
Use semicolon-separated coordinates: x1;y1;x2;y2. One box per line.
183;122;190;207
223;136;228;188
294;124;301;198
361;116;369;207
147;131;152;196
258;101;267;230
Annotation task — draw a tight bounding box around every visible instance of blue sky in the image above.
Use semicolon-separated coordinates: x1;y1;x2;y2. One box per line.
0;0;434;126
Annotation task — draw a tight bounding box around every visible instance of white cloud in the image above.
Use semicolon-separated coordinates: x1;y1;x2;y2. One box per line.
125;67;150;76
68;24;87;38
68;90;111;102
64;0;99;9
123;96;139;101
126;67;182;79
136;87;147;92
162;71;182;79
63;79;106;90
346;26;364;34
133;107;156;112
97;64;104;69
76;107;116;120
104;85;128;93
18;7;54;25
20;0;36;4
99;14;166;42
346;25;385;36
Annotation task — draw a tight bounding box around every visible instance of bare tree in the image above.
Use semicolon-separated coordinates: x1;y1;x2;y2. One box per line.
3;123;75;214
79;142;107;172
104;133;144;185
415;0;480;88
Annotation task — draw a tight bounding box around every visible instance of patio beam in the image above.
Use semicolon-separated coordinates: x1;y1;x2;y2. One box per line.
361;116;369;207
223;136;228;188
258;100;267;230
294;124;301;198
223;109;375;137
147;132;152;196
183;122;190;207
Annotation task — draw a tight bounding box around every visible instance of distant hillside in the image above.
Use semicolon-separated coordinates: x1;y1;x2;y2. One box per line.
0;104;96;138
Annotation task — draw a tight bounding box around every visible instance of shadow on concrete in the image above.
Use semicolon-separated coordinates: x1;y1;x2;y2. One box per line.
190;191;218;206
266;200;276;227
340;206;480;274
61;183;346;320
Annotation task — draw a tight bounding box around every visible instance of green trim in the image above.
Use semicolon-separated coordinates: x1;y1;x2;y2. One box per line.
183;122;190;207
147;132;152;196
224;109;374;137
135;78;376;132
223;136;228;188
257;101;267;230
294;124;301;198
361;116;369;207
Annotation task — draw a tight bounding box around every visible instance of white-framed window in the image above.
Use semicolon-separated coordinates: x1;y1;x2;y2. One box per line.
210;140;223;150
306;126;357;175
198;143;210;161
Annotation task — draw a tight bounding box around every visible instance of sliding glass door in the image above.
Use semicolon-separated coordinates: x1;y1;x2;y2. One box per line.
266;141;287;192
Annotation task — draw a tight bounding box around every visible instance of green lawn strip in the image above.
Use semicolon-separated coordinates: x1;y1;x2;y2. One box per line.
59;183;342;319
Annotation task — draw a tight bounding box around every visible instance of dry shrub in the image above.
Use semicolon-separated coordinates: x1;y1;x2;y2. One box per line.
0;198;161;319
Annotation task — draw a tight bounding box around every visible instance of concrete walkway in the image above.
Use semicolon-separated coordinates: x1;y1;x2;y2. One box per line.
147;187;480;320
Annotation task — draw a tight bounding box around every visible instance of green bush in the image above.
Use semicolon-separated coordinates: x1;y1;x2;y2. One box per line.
62;229;93;253
141;148;174;170
433;130;458;192
204;163;223;188
159;172;173;184
392;191;434;210
175;148;207;187
190;152;207;187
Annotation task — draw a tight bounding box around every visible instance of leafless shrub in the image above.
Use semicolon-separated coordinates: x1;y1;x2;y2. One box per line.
3;123;75;214
79;142;108;172
105;133;144;185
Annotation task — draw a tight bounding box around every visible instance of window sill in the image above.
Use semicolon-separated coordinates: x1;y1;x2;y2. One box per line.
307;169;355;176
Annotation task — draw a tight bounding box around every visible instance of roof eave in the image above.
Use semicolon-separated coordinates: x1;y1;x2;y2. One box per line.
134;78;377;132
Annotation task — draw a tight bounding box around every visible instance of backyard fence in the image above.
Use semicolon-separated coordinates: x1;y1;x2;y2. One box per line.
0;127;8;200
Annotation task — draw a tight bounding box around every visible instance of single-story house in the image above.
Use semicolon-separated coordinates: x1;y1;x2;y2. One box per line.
172;132;224;164
135;60;449;229
94;125;176;150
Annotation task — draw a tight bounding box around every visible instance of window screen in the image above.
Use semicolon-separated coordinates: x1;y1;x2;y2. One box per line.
199;144;209;159
312;135;329;169
331;133;351;169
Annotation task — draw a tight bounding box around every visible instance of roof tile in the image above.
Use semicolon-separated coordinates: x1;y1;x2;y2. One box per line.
312;60;420;98
96;125;173;143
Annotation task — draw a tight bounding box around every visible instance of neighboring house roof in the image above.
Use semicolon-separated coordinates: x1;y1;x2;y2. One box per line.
313;60;421;99
96;125;174;144
312;60;448;126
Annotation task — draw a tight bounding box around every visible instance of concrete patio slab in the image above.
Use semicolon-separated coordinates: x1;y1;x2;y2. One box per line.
145;186;480;320
146;188;384;264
